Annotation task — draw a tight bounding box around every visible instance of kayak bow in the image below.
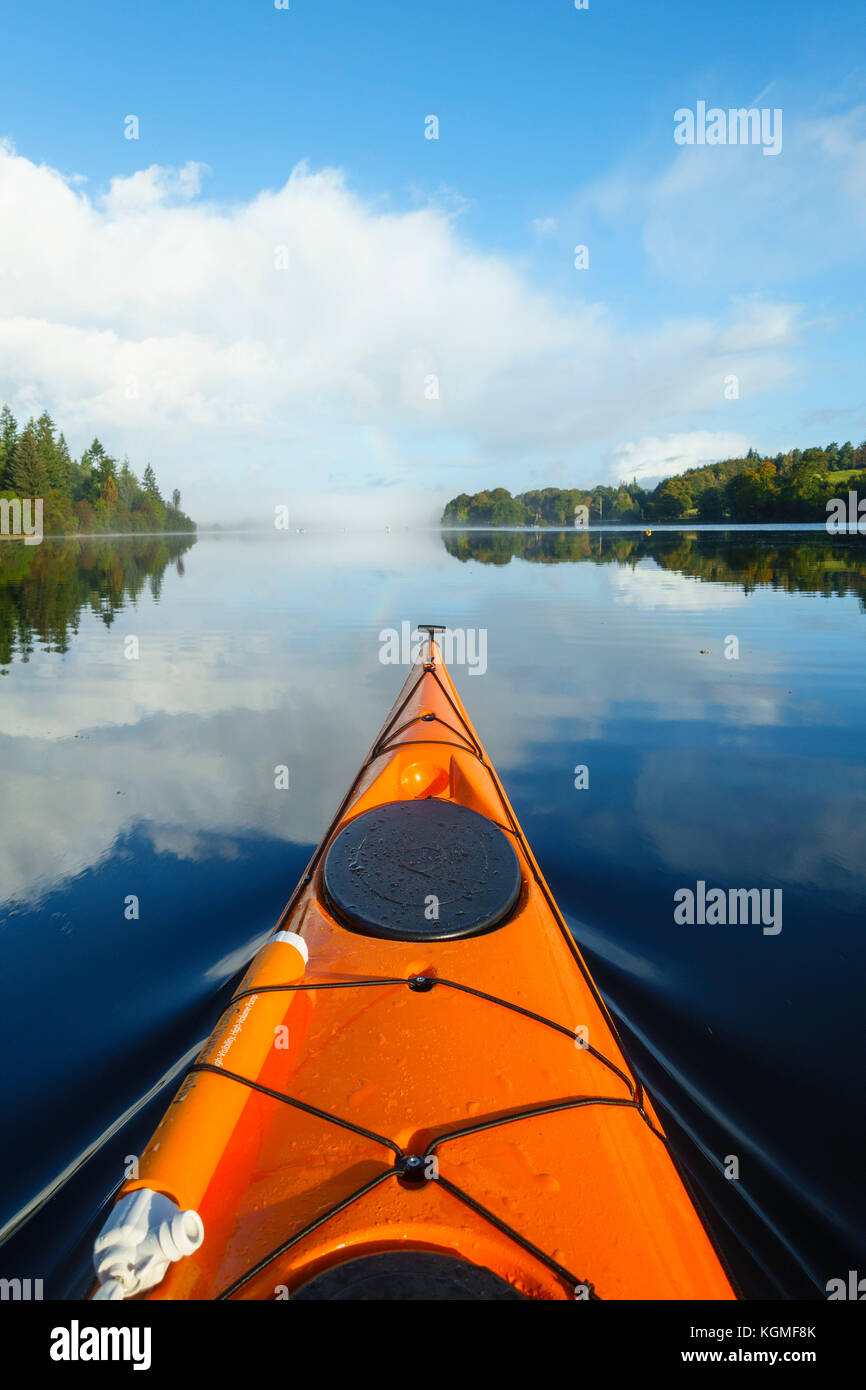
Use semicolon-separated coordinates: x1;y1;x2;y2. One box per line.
92;635;734;1301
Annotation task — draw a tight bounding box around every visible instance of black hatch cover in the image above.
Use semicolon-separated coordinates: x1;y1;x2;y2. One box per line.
322;799;521;941
292;1251;526;1299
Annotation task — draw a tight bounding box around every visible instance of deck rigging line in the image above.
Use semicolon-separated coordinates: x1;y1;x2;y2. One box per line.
195;971;655;1299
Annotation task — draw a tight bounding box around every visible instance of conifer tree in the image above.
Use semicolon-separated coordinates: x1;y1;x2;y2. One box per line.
142;463;162;501
35;410;57;479
10;423;50;495
117;458;140;507
0;404;17;488
52;432;75;492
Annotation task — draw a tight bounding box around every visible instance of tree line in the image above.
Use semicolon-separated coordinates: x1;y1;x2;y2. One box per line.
0;404;195;534
441;440;866;526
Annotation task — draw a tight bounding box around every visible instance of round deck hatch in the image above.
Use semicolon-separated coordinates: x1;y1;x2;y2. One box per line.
322;799;521;941
292;1250;526;1299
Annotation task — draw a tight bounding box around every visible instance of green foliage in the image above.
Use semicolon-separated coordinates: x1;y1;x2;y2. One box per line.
10;424;50;496
441;438;866;526
724;460;779;520
141;463;162;501
653;476;693;518
0;403;195;535
0;405;18;488
697;486;725;521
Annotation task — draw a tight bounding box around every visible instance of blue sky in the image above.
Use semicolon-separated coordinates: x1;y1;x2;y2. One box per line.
1;0;864;521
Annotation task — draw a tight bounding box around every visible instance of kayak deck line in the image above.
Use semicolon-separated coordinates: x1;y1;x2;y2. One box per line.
212;1161;598;1303
187;985;657;1298
91;634;737;1301
216;1167;598;1303
221;974;642;1108
193;1045;618;1300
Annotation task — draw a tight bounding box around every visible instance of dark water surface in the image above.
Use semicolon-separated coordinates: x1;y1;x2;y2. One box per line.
1;527;864;1298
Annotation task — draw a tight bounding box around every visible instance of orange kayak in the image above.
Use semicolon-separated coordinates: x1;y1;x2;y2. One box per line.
92;632;735;1301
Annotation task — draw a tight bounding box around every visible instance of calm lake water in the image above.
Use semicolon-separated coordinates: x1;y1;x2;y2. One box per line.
1;526;864;1298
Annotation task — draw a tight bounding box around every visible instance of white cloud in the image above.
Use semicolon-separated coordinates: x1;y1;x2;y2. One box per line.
0;141;807;521
607;430;752;484
101;161;209;211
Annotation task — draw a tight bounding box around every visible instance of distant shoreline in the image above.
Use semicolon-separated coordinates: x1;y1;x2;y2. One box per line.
25;521;856;540
39;529;199;540
439;521;838;533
